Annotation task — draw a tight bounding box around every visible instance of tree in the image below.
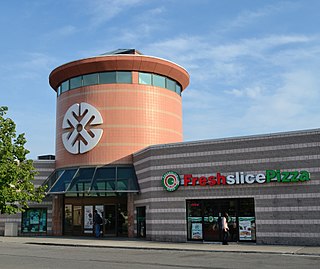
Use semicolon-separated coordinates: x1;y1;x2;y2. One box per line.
0;106;46;214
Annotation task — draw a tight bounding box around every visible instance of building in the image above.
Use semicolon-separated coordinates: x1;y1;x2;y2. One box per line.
133;129;320;245
0;49;319;245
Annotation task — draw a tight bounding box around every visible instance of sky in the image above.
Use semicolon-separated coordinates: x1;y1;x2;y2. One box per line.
1;0;320;159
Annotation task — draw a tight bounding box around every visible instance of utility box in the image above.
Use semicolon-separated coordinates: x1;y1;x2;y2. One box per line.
4;223;18;236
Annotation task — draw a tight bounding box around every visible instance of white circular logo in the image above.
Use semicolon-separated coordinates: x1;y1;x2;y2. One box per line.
62;102;103;154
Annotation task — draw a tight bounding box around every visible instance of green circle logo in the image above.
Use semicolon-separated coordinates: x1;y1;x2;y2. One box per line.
162;171;180;192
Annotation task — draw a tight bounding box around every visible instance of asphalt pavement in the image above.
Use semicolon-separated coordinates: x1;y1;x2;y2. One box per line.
1;236;320;257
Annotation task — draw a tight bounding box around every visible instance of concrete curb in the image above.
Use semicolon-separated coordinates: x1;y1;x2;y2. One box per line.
1;237;320;257
23;241;320;257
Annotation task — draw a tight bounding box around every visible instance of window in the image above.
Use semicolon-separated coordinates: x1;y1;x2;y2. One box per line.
49;168;78;193
67;167;96;193
57;86;62;96
22;208;47;233
57;71;181;96
61;81;69;93
117;71;132;83
117;167;137;191
83;73;98;86
138;72;181;95
166;78;176;92
70;76;82;89
176;84;182;95
91;167;116;193
139;72;152;85
153;74;165;88
99;72;116;84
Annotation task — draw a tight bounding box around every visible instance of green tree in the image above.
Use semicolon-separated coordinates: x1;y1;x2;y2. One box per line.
0;106;46;214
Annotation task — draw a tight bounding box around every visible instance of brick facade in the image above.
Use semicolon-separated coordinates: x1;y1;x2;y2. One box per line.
133;129;320;245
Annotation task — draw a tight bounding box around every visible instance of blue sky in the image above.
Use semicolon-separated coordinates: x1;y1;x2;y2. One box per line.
1;0;320;159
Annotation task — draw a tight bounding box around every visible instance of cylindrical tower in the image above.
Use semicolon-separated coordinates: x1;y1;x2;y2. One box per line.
49;49;189;169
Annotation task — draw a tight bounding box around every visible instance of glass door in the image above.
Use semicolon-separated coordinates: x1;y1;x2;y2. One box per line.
64;204;73;235
64;204;83;235
104;205;116;236
136;206;146;238
238;198;256;242
203;200;221;241
72;206;83;235
117;204;128;236
203;199;237;242
187;200;203;240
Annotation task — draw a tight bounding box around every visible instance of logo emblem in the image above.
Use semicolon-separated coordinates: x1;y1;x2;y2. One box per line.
162;171;180;192
62;102;103;154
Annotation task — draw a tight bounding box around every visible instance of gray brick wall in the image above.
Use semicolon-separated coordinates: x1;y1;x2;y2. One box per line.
133;129;320;245
0;159;55;236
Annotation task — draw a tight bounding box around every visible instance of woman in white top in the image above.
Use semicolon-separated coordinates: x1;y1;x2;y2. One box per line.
222;212;229;245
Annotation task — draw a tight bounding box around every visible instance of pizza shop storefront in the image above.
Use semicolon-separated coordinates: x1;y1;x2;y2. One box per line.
154;166;313;244
187;198;255;242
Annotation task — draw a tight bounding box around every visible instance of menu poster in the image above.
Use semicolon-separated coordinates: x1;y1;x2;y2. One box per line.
84;206;93;229
239;217;255;240
191;223;203;239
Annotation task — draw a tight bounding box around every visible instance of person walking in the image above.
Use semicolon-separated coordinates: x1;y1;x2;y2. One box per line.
93;210;102;238
222;212;229;245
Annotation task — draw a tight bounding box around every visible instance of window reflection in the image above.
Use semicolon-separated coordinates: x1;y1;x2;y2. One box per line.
45;166;139;194
57;71;182;96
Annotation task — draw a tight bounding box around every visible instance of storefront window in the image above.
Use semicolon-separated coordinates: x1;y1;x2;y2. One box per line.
22;208;47;233
187;200;203;240
186;198;255;242
238;198;256;241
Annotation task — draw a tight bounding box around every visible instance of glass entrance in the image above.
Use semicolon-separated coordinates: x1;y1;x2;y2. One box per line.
64;204;83;235
104;205;116;236
63;200;128;237
187;198;255;242
136;206;146;238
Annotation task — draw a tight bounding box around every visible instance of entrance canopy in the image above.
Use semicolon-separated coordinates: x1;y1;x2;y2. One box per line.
44;166;139;194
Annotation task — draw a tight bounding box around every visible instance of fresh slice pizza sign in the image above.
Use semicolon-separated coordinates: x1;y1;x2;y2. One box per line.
161;170;310;192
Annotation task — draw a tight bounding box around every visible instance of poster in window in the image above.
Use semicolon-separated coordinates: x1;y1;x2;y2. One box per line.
239;217;255;240
29;210;40;225
84;206;93;229
22;209;47;233
191;223;203;239
95;205;104;218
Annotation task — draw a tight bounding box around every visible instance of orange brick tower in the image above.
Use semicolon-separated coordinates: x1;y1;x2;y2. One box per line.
49;49;189;169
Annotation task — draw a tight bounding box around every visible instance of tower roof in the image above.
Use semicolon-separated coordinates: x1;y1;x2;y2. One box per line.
100;49;142;56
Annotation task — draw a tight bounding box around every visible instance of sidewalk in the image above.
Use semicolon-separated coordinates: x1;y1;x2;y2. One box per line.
1;236;320;256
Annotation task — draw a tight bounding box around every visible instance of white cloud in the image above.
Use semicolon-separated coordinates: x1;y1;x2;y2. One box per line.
218;1;300;33
44;25;77;40
225;86;263;99
85;0;145;26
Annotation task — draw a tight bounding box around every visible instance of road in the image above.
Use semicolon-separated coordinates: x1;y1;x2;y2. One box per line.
0;241;319;269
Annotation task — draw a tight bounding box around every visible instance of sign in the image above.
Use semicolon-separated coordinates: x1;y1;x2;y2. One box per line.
62;102;103;154
84;206;93;230
191;223;203;239
239;217;255;241
162;170;310;191
162;171;180;192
